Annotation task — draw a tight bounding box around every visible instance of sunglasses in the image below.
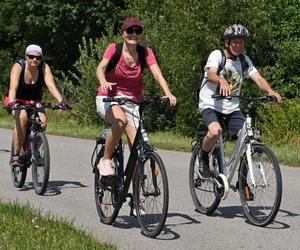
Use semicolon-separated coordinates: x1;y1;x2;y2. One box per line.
27;54;42;60
125;27;143;35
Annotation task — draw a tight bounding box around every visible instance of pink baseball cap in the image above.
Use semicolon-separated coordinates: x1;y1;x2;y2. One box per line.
121;17;143;31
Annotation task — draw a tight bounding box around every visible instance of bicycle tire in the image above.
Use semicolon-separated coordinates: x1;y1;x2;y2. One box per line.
134;151;169;238
189;143;221;215
11;147;28;188
31;132;50;195
238;143;282;226
94;149;120;225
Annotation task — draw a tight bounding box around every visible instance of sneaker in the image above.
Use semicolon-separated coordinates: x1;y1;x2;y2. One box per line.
10;156;24;168
132;204;146;217
97;158;114;176
199;158;211;179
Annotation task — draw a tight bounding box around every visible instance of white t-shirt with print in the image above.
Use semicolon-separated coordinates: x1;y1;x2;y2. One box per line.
198;49;257;114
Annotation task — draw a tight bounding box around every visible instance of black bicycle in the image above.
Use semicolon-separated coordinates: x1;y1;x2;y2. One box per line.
8;102;66;195
91;96;169;238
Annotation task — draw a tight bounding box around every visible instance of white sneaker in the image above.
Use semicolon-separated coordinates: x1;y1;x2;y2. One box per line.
132;205;146;217
97;158;114;176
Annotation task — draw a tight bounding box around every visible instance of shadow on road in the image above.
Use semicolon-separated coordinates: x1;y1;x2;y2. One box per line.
16;180;88;196
0;149;10;153
112;212;200;240
207;205;298;229
46;180;89;196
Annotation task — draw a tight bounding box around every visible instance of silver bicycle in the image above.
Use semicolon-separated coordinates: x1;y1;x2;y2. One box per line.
189;95;282;226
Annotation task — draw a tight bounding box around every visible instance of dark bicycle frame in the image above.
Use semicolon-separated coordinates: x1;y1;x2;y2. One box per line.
8;103;63;193
92;96;168;210
11;103;60;162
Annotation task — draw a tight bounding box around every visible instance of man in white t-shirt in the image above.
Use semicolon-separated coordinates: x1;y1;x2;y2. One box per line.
198;24;282;178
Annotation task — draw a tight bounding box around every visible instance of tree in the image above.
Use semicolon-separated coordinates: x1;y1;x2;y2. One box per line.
0;0;124;88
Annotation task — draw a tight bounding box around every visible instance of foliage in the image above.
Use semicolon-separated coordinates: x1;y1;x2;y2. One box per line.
257;99;300;147
0;0;124;92
1;0;299;139
60;30;122;125
122;0;299;135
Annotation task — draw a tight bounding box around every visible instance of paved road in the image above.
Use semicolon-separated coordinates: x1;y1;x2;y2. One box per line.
0;128;300;249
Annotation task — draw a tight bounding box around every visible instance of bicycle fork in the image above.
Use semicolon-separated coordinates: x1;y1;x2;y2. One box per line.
245;142;268;187
29;131;37;165
246;143;256;187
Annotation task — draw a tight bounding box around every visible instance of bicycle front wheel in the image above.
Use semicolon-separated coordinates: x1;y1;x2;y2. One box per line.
239;143;282;226
189;143;221;215
94;150;120;225
31;132;50;195
134;151;169;238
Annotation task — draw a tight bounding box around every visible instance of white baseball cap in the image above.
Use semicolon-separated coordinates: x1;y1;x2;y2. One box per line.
25;44;43;55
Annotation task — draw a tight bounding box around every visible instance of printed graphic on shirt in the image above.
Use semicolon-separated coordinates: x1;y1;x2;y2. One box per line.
224;67;242;95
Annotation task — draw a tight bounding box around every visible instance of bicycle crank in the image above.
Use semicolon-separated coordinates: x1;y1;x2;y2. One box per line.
213;173;229;200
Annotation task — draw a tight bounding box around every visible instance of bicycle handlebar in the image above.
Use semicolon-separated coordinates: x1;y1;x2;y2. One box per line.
211;94;277;102
5;102;65;111
103;96;170;106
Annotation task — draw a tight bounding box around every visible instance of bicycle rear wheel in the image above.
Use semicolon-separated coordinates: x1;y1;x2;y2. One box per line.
94;149;120;224
134;151;169;238
239;143;282;226
31;132;50;195
189;143;221;215
11;147;28;188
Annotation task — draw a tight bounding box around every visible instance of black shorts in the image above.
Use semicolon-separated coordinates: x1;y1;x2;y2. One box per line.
201;108;245;139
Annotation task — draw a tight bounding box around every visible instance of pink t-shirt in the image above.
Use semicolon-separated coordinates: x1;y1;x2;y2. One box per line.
96;43;157;100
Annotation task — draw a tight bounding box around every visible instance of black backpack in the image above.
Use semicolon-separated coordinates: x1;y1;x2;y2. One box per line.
105;43;146;73
196;49;249;101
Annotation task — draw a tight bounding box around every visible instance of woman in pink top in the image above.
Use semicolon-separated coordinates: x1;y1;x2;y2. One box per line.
96;17;176;176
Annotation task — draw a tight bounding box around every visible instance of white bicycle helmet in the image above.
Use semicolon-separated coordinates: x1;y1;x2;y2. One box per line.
224;24;250;39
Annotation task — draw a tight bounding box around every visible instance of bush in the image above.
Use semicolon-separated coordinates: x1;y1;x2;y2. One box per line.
61;34;120;125
257;99;300;147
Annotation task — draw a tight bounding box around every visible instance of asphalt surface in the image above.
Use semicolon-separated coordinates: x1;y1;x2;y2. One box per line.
0;128;300;249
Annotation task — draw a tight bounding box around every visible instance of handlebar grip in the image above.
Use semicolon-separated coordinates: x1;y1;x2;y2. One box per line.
266;95;278;102
103;97;115;102
212;94;222;99
161;97;170;105
211;94;232;100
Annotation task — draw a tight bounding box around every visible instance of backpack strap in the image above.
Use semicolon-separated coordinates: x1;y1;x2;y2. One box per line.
238;54;249;77
105;43;123;73
105;43;146;73
196;49;226;103
16;59;26;73
200;49;226;87
17;59;45;78
217;49;226;75
137;44;146;71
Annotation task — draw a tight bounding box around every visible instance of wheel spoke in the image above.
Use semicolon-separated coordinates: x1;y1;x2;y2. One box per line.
239;144;282;226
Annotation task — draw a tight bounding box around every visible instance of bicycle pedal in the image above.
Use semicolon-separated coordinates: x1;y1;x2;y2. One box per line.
100;175;115;185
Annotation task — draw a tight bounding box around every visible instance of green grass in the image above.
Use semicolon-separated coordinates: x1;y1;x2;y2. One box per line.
1;106;300;166
0;201;116;249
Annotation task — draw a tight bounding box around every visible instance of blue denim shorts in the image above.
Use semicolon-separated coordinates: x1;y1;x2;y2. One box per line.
201;108;245;139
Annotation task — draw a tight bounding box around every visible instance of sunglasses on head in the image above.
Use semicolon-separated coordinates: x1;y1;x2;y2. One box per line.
27;54;42;60
125;27;143;35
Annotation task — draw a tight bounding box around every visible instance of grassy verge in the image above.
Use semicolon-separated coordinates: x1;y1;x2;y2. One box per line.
0;201;116;249
1;106;299;167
